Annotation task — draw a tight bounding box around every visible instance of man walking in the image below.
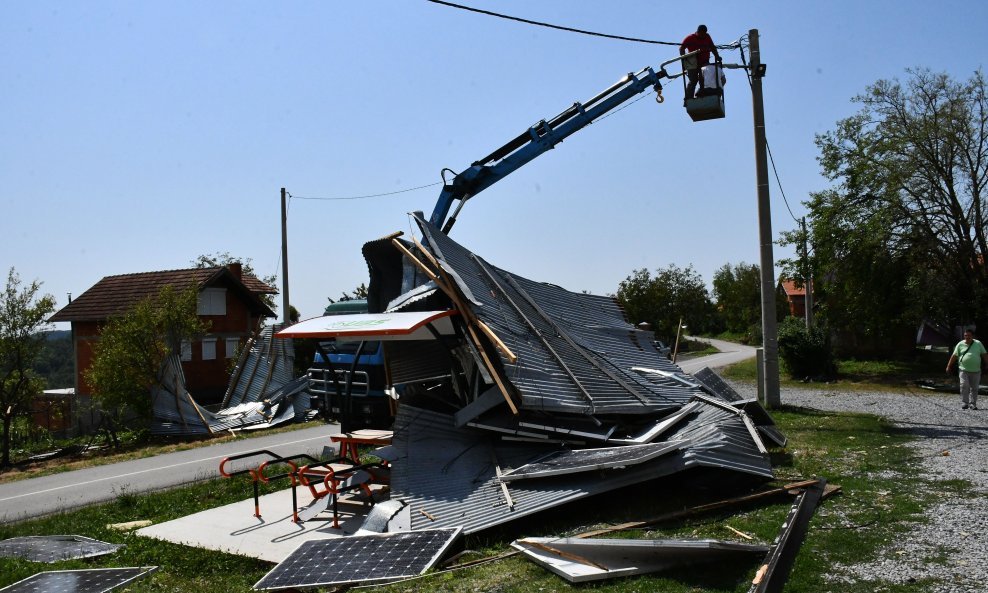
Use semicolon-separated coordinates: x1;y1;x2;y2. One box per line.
946;328;988;409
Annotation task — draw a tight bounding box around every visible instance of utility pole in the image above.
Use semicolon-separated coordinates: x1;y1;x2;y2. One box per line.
281;187;291;326
749;29;781;409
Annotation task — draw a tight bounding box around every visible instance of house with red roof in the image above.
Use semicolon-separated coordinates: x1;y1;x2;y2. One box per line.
50;264;277;418
779;278;808;318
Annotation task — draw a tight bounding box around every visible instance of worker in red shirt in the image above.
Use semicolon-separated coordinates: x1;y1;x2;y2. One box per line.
680;24;720;103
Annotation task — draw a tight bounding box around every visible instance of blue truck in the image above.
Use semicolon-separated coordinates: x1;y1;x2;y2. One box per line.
307;299;393;431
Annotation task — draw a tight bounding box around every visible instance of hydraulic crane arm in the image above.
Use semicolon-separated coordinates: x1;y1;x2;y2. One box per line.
430;60;677;234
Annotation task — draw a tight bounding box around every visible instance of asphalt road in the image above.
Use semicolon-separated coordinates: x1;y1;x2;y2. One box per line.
0;423;340;524
676;336;757;374
0;341;755;524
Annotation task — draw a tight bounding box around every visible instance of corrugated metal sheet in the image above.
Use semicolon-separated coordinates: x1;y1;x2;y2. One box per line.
415;216;701;416
388;401;773;534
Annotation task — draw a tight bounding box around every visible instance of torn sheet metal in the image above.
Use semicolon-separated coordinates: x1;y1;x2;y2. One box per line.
512;537;769;583
750;479;826;593
387;401;773;534
498;441;685;482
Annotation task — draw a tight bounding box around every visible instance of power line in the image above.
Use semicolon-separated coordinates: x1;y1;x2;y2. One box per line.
287;182;442;202
425;0;741;50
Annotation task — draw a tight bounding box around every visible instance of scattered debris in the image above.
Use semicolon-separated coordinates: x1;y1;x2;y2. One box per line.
106;520;152;531
749;479;827;593
512;537;769;583
151;326;311;436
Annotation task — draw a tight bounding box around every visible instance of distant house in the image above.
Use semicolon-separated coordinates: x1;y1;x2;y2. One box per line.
49;264;277;417
779;279;808;318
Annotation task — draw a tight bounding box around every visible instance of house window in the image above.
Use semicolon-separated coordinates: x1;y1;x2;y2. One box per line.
202;338;217;361
180;340;192;362
198;288;227;316
225;337;240;359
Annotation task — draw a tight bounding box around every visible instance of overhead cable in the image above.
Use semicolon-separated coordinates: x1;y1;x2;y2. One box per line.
288;182;441;202
425;0;741;50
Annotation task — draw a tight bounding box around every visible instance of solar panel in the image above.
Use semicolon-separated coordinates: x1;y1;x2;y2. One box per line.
0;567;157;593
0;536;122;563
253;528;461;590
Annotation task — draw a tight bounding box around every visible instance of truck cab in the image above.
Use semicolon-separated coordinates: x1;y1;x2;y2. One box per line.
307;299;393;431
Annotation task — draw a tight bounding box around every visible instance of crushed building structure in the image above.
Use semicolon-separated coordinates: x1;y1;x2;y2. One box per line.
278;214;782;536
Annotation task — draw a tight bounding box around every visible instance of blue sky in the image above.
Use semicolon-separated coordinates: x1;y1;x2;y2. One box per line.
3;1;986;324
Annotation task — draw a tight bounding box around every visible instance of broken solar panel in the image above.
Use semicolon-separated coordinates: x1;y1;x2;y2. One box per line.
252;528;461;590
498;441;685;482
0;536;121;563
0;567;157;593
693;366;745;402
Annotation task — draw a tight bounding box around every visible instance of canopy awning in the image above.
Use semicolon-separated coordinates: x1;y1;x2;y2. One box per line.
276;310;458;341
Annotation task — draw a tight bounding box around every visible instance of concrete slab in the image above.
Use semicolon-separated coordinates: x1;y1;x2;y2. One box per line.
136;488;373;563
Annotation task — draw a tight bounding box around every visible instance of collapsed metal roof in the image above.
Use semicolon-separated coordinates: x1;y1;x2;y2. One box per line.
332;215;785;535
151;326;309;436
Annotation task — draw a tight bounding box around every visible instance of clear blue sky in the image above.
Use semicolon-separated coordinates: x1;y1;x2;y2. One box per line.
3;1;986;324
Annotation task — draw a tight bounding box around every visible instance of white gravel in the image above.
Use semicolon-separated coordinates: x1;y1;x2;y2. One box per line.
732;381;988;592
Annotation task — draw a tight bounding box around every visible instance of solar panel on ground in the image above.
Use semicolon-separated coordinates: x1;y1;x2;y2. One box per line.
0;536;121;563
252;528;461;590
0;567;157;593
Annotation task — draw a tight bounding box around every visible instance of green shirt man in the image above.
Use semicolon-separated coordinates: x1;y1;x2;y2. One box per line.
946;329;988;409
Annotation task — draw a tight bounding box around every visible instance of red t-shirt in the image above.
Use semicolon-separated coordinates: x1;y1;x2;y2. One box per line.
680;32;715;65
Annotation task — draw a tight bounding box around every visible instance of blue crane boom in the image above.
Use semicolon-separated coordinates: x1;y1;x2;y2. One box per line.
429;61;675;233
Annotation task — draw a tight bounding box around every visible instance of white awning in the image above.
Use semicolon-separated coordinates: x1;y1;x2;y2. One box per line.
276;310;458;341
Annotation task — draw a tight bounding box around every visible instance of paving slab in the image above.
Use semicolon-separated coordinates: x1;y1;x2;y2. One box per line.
136;488;373;563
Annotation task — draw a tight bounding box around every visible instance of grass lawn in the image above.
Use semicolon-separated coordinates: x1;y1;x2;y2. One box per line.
0;406;951;592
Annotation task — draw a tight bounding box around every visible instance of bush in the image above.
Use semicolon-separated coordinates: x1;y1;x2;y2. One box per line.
778;317;837;379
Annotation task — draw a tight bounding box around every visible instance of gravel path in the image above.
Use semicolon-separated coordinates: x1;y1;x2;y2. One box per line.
731;381;988;592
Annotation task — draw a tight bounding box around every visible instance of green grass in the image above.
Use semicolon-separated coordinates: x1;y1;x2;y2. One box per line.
720;348;950;392
0;404;953;592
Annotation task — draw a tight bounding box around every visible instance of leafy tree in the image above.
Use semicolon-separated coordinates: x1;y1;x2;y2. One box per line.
712;262;762;335
616;265;717;343
782;69;988;354
86;285;208;430
712;262;791;344
1;268;56;468
328;283;370;305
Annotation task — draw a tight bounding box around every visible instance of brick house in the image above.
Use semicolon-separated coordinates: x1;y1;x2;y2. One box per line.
49;264;277;415
779;279;807;318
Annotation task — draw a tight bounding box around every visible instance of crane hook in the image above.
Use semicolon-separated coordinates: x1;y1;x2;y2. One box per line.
653;82;664;104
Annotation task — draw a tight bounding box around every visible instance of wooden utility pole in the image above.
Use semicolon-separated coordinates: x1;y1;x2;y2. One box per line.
749;29;780;408
281;187;291;325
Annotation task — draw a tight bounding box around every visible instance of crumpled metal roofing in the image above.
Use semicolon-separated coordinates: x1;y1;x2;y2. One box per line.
150;325;310;436
388;398;774;534
414;215;703;416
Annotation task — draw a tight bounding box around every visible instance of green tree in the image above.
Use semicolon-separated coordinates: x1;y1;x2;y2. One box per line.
712;262;762;335
1;268;56;468
330;283;369;304
783;69;988;354
616;265;716;343
86;285;208;429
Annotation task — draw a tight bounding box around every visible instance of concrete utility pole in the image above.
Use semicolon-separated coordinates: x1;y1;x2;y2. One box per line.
281;187;291;325
749;29;781;408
